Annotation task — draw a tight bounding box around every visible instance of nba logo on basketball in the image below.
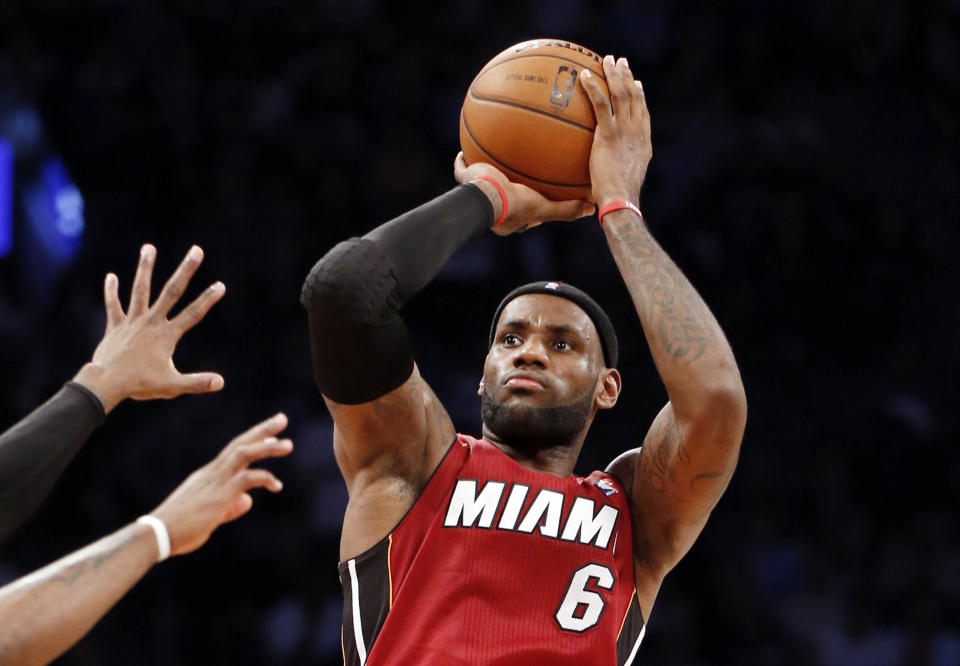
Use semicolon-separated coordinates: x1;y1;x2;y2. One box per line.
550;65;577;108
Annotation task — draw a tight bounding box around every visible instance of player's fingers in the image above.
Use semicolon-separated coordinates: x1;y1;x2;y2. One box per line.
128;244;156;316
229;437;276;468
174;371;225;396
104;273;125;328
247;437;294;464
635;80;649;123
153;245;204;318
170;281;225;335
227;413;289;450
541;198;596;222
579;69;611;121
606;56;631;119
232;437;293;470
222;492;254;523
622;61;643;120
623;60;640;100
239;468;284;493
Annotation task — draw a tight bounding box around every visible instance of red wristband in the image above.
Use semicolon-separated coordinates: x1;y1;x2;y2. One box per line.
472;175;509;227
597;199;642;226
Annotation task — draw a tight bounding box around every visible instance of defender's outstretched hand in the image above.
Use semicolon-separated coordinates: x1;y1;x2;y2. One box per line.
0;414;292;666
453;152;595;236
73;244;226;413
579;55;652;206
151;413;293;556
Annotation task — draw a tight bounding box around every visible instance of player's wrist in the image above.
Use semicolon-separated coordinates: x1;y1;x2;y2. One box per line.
469;176;507;227
597;200;643;227
594;189;639;209
136;515;171;562
72;363;125;414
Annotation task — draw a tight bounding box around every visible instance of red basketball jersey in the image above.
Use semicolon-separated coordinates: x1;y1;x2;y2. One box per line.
339;434;646;665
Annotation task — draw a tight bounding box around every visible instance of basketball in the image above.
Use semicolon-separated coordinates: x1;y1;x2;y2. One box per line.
459;39;608;201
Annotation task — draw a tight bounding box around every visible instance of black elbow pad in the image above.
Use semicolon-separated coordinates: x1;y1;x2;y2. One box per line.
301;238;415;404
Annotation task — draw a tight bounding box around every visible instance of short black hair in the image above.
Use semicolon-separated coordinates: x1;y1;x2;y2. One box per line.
488;281;618;367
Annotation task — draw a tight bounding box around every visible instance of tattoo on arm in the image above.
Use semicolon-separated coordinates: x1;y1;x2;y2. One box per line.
48;547;113;586
607;220;717;362
18;528;137;593
638;418;681;493
638;417;726;494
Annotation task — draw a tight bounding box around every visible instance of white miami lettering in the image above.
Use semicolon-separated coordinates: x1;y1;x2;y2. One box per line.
442;480;619;549
517;489;564;538
497;483;530;530
443;479;505;529
560;497;618;548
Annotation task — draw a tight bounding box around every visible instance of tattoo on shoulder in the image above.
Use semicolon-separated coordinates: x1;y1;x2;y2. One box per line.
608;222;717;362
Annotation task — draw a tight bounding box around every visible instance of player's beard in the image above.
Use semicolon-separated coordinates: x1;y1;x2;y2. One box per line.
481;388;595;453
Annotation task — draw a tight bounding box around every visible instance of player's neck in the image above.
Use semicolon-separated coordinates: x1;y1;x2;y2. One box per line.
481;427;584;477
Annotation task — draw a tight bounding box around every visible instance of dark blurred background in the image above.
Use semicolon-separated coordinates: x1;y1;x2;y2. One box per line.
1;0;958;664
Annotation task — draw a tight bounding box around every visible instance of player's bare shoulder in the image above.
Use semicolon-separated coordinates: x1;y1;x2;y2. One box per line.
330;366;456;561
605;447;642;497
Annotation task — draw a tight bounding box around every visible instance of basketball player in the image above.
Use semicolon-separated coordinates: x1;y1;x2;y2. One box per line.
0;412;292;665
301;56;746;665
0;244;225;544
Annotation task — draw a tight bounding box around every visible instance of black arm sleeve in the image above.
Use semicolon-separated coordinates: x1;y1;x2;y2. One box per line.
0;382;106;544
300;183;492;404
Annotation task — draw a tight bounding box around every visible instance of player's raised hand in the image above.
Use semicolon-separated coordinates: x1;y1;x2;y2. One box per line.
579;55;652;206
149;413;292;556
453;152;595;236
73;244;226;413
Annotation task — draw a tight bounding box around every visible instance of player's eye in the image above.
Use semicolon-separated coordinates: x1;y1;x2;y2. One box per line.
554;340;573;351
502;333;521;346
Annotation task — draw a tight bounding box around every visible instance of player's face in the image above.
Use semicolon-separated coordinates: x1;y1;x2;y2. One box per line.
481;294;605;446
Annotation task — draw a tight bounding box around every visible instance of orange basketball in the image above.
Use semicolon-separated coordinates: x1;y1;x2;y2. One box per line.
460;39;608;201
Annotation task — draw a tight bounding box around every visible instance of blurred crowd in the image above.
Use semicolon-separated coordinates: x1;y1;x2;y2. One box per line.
1;0;957;664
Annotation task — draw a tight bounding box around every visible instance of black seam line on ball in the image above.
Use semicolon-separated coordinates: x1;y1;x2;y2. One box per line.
468;88;597;133
461;113;591;188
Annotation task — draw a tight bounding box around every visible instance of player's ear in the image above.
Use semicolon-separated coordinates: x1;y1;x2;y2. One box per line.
595;368;620;410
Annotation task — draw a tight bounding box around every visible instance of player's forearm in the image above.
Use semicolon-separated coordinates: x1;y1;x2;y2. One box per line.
0;383;106;544
0;522;156;665
602;210;745;417
362;183;494;297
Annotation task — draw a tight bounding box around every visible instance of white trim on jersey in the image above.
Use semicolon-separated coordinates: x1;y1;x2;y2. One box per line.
624;623;646;666
348;558;367;665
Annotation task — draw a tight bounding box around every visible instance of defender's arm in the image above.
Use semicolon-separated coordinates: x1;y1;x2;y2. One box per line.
0;245;224;545
0;414;291;666
0;384;105;545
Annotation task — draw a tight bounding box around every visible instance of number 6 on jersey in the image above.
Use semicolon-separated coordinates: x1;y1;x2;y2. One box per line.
555;563;615;632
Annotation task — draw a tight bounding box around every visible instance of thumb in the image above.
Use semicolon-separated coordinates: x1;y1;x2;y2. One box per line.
542;198;596;222
178;372;225;394
223;493;254;523
453;151;468;180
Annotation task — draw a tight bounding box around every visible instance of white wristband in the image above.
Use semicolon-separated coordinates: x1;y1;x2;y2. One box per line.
137;515;171;562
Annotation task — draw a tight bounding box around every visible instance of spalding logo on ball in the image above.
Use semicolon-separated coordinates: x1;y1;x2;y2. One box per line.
459;39;610;201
